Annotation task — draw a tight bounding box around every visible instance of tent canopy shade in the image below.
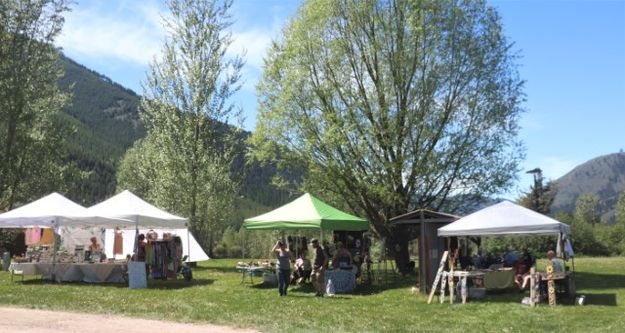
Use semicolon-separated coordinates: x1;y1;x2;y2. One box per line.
243;193;368;231
0;192;129;228
437;201;571;237
84;190;187;228
104;228;209;262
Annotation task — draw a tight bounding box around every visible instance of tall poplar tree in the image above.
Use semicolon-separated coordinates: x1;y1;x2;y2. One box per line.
252;0;524;271
119;0;244;253
0;0;71;210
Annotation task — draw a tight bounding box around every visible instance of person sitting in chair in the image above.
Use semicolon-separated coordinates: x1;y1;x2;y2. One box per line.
547;250;564;272
291;252;312;285
332;242;352;270
514;250;535;290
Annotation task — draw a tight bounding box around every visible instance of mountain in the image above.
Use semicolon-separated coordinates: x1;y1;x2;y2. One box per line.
57;53;291;209
551;152;625;223
57;55;145;205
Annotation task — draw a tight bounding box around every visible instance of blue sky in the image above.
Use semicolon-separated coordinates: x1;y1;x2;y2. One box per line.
57;0;625;198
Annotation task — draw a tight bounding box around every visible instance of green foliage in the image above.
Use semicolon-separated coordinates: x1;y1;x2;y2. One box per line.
518;180;557;215
252;0;524;270
118;0;244;255
0;0;74;209
574;194;601;228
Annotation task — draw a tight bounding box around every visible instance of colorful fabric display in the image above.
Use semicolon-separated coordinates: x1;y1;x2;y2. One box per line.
113;230;124;255
40;228;54;245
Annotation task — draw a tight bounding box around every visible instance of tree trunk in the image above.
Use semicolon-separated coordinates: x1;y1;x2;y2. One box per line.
388;232;411;275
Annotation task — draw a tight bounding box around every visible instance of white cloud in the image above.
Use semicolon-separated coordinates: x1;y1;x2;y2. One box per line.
57;1;165;66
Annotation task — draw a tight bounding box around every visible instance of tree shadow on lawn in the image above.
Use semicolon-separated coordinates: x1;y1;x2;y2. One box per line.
254;277;415;297
18;278;215;290
573;272;625;290
471;289;618;307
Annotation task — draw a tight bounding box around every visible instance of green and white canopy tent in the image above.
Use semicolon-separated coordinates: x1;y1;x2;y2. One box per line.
243;193;368;240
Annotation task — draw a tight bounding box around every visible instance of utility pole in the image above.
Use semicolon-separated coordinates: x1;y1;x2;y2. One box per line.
526;168;543;212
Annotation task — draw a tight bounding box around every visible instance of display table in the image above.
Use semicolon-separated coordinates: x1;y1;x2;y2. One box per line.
8;263;39;276
324;269;356;293
483;269;515;289
8;262;124;283
236;265;267;284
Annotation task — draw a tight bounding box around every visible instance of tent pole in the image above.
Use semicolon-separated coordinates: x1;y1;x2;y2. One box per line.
51;221;58;282
187;227;191;263
134;217;139;262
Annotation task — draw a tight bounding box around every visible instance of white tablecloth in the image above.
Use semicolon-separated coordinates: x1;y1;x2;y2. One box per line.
324;269;356;293
8;262;124;283
77;263;124;283
8;263;39;276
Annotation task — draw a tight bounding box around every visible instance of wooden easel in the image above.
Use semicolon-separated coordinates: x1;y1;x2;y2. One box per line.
427;250;449;304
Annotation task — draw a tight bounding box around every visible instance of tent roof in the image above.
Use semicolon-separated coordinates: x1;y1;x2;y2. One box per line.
85;190;187;228
437;201;570;237
390;209;460;225
0;193;86;228
243;193;368;231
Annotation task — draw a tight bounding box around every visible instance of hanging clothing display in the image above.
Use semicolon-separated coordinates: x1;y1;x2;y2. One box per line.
113;230;124;255
145;238;182;280
40;228;55;245
25;227;42;245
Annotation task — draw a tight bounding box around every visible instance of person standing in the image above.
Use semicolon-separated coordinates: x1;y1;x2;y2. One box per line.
272;240;291;296
310;238;328;297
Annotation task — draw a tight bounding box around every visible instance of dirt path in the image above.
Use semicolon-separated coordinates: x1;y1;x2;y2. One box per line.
0;306;260;333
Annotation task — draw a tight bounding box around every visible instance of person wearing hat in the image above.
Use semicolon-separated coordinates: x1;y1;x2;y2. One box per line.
272;240;291;296
310;238;328;297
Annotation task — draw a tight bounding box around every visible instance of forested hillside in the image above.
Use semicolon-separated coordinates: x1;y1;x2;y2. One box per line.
56;55;145;204
57;54;291;208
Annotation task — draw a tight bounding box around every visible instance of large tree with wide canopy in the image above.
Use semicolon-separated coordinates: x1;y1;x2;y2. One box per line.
251;0;524;271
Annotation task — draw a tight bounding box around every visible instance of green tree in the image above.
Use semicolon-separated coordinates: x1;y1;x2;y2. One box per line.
574;194;600;228
251;0;524;271
118;0;243;255
0;0;72;209
518;169;557;214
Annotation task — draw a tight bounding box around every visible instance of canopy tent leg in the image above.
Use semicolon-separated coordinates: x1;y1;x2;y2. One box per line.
51;224;58;282
187;228;191;263
133;217;139;262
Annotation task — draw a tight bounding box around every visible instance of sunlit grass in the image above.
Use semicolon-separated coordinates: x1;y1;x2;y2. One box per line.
0;257;624;332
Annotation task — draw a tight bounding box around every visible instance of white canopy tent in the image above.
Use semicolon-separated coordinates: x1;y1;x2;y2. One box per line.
84;190;187;228
0;192;129;229
438;201;571;237
85;190;189;262
103;228;209;262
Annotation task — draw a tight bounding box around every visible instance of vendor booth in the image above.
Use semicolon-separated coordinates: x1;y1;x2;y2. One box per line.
103;228;209;262
0;192;131;283
0;191;195;286
389;209;460;293
435;200;574;305
243;193;369;293
84;190;190;285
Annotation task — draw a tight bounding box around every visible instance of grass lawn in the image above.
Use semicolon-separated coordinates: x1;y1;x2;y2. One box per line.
0;257;624;332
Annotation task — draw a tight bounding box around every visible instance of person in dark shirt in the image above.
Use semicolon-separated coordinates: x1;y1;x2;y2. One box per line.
310;238;328;297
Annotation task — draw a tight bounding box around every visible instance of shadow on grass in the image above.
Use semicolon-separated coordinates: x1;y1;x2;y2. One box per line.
574;272;625;290
582;293;618;306
17;278;215;290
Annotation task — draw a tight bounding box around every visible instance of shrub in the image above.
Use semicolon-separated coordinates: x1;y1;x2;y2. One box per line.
212;244;227;258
